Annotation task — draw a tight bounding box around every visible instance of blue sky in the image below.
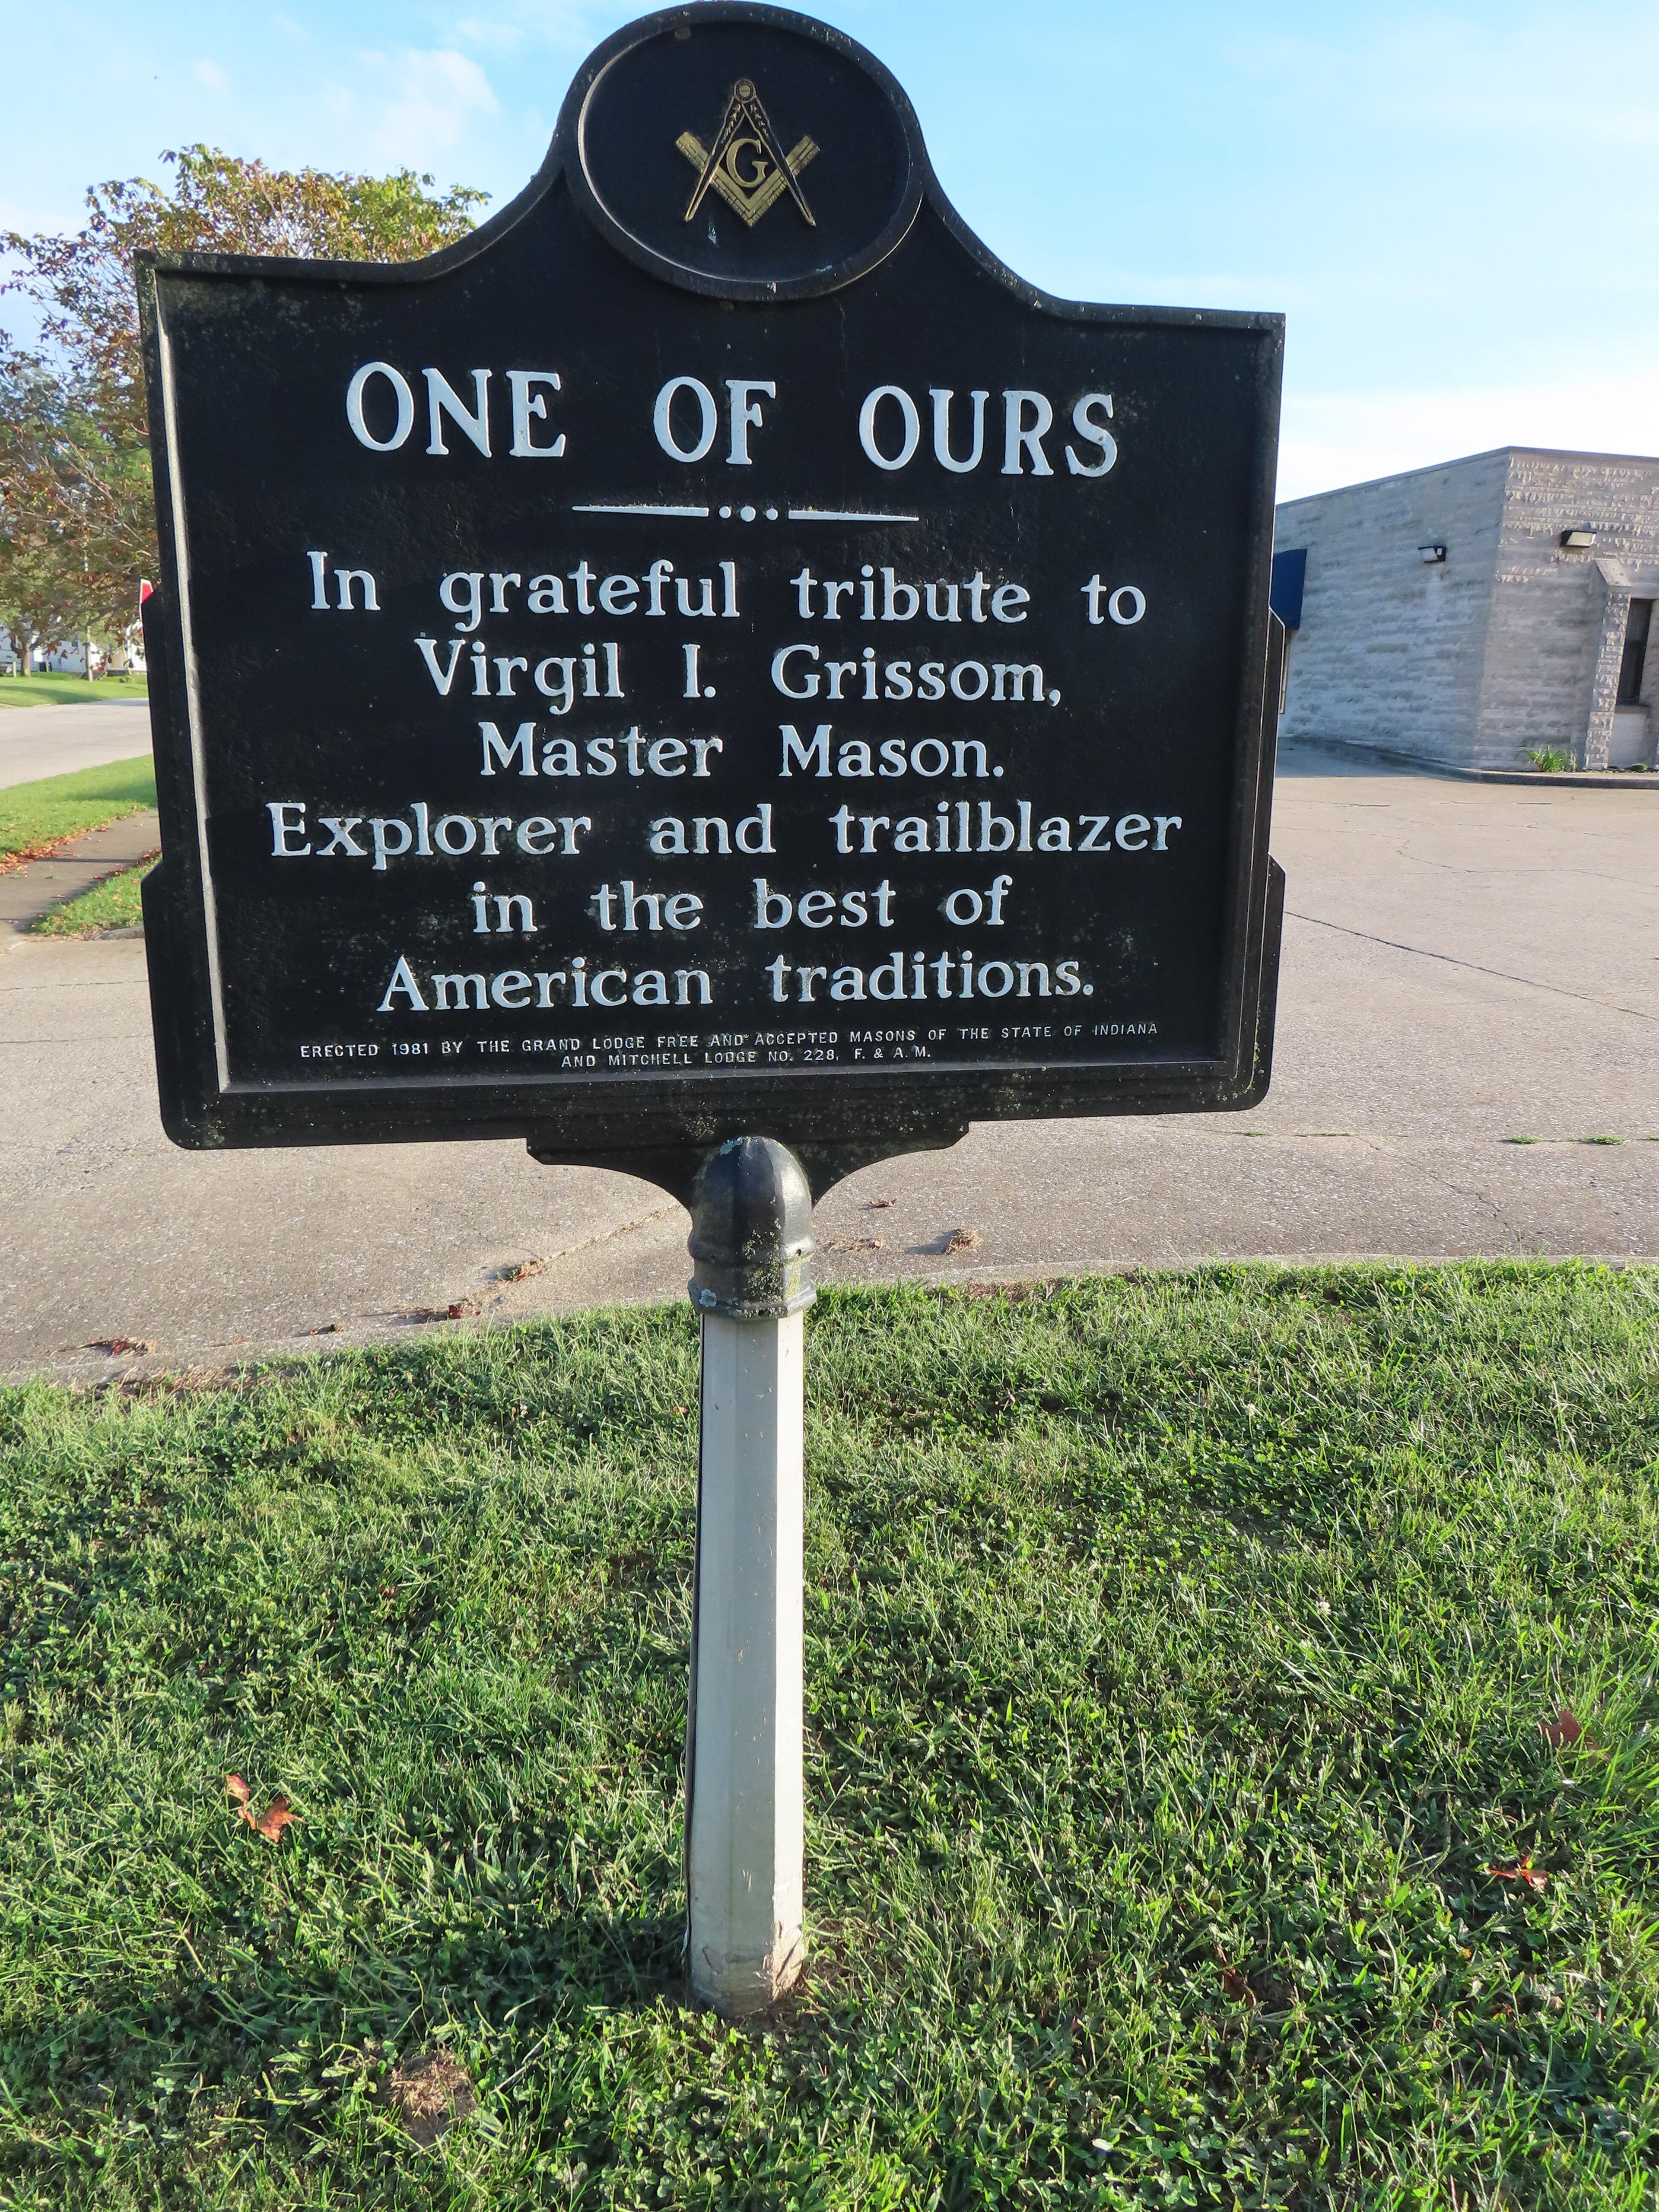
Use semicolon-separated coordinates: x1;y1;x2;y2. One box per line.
2;0;1655;498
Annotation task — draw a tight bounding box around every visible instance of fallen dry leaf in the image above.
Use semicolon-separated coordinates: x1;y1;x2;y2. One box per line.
228;1776;297;1842
866;1197;897;1211
1541;1707;1583;1750
89;1338;153;1357
941;1227;981;1253
1214;1942;1256;2005
499;1258;546;1282
1486;1856;1547;1892
251;1796;296;1843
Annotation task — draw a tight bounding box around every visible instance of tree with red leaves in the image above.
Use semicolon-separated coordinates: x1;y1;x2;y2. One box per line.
1;146;483;657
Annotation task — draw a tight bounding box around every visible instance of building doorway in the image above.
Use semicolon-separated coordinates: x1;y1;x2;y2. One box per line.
1611;597;1653;767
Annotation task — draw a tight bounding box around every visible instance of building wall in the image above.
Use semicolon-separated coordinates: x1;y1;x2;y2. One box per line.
1480;451;1659;766
1274;450;1510;766
1275;447;1659;770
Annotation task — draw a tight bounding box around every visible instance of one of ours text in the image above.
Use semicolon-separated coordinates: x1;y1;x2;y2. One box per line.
342;364;1121;480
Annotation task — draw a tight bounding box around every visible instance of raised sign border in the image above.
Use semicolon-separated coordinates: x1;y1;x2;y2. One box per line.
137;0;1286;1173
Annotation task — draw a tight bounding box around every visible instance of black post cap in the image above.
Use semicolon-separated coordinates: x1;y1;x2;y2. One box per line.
688;1136;816;1319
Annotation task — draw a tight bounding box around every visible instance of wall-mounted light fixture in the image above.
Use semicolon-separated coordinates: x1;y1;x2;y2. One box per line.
1418;543;1447;564
1560;528;1596;549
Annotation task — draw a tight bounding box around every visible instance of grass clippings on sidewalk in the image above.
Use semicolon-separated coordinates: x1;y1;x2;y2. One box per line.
0;675;148;710
0;757;156;868
2;1263;1657;2209
30;858;154;937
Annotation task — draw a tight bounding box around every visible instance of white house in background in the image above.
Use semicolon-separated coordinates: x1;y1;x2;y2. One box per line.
0;623;146;677
1271;447;1659;771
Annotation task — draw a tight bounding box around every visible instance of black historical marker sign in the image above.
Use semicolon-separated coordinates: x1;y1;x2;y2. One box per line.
139;0;1285;1178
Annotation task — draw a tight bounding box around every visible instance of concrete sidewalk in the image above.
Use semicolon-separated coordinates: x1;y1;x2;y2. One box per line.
2;744;1655;1382
1;812;160;936
0;700;153;790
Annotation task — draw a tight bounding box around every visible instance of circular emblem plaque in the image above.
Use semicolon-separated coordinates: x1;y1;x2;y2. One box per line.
560;3;926;300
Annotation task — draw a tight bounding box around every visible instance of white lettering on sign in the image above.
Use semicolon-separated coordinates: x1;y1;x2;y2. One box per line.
750;879;895;929
1066;393;1118;476
858;385;921;471
725;380;776;466
343;365;1120;482
306;551;380;610
424;368;492;457
267;801;591;868
653;376;719;463
770;645;1054;704
852;387;1114;477
763;950;1087;1004
1081;577;1147;626
507;370;566;457
779;726;996;781
1001;390;1054;476
376;955;712;1011
478;725;726;779
345;363;566;457
345;362;414;451
787;567;1028;622
648;809;773;853
820;804;1182;855
929;388;987;473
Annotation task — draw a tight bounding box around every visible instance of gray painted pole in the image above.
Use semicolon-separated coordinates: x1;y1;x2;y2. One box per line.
683;1137;816;2015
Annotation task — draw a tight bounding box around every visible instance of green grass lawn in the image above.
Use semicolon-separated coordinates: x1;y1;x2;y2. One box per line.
30;858;153;937
0;758;156;866
2;1265;1656;2209
0;674;149;710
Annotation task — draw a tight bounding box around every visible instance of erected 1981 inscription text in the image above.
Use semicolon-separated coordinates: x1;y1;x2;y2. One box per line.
139;0;1284;1165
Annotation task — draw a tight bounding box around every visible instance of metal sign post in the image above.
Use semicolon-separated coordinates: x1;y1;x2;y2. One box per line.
684;1137;814;2009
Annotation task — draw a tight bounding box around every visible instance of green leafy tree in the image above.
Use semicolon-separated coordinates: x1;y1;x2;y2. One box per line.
0;346;150;665
1;146;484;656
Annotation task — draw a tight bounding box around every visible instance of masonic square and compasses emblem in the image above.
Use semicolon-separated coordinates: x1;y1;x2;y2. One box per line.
677;78;818;229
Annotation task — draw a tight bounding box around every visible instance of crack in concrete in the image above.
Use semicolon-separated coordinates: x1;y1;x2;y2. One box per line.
1389;840;1659;896
520;1202;683;1278
1287;909;1653;1021
1335;1126;1529;1251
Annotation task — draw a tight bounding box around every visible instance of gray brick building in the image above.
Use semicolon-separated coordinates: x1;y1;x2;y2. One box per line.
1272;447;1659;770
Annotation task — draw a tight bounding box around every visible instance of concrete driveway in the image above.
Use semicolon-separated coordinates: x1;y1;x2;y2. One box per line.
0;699;153;788
2;742;1655;1381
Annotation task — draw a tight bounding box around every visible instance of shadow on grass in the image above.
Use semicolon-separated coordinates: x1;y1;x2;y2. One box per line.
3;1909;693;2147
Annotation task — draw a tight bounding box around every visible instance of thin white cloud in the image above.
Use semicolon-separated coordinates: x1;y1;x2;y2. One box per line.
454;3;626;56
452;16;530;53
351;47;499;164
1279;374;1659;502
194;58;231;93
